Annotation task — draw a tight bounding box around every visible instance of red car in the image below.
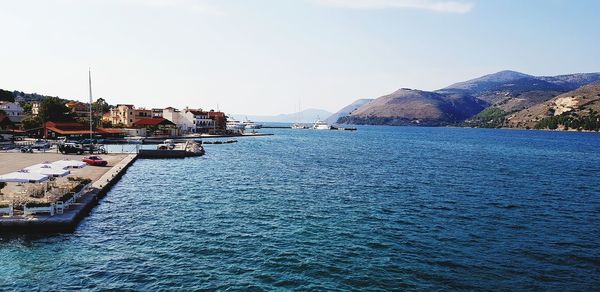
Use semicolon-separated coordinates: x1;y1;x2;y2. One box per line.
82;156;108;166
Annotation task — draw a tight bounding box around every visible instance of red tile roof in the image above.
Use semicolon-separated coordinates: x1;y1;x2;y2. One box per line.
133;117;175;127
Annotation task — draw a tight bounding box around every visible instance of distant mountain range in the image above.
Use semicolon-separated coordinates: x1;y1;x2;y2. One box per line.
233;108;333;123
332;70;600;130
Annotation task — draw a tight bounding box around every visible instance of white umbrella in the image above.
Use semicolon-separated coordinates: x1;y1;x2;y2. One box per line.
0;170;49;183
25;164;70;177
51;160;87;169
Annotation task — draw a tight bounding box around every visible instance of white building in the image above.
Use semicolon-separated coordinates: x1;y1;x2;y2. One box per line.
183;109;215;133
0;101;24;122
162;107;193;133
162;107;216;134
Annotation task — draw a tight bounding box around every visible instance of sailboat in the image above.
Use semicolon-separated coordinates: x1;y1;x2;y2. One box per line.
291;100;307;129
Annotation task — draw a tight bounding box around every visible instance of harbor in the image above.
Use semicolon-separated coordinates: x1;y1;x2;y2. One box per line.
0;152;137;232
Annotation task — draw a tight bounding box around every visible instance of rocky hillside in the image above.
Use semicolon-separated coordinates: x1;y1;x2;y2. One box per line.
505;82;600;130
326;98;372;124
338;88;485;126
335;70;600;128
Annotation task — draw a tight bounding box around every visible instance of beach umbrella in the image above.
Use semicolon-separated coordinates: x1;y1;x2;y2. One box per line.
25;164;70;177
0;170;49;183
51;160;87;169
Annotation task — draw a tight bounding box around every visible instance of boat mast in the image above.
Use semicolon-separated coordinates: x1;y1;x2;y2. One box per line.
88;68;93;141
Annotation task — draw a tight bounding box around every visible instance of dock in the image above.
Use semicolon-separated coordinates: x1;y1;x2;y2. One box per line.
0;154;137;233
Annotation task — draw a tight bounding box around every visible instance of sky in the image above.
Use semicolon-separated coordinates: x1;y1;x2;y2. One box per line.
0;0;599;115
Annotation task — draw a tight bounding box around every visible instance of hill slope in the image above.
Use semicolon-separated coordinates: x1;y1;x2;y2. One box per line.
326;98;372;124
338;88;485;126
505;82;600;130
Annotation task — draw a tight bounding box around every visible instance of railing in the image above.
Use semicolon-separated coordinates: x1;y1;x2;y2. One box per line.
0;203;13;217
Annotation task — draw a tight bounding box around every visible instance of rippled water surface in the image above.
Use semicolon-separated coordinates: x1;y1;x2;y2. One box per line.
2;127;600;290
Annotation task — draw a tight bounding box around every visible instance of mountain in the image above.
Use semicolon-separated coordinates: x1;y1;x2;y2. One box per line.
539;73;600;90
329;70;600;128
233;108;333;123
505;82;600;130
338;88;486;126
439;70;568;105
325;98;373;124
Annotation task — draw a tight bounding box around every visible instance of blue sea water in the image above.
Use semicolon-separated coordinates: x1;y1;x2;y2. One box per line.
1;126;600;290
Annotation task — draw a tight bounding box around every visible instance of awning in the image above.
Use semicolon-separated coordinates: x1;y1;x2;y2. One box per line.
0;171;49;183
25;164;71;177
51;160;87;169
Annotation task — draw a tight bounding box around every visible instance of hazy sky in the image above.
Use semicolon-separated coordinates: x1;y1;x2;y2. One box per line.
1;0;599;115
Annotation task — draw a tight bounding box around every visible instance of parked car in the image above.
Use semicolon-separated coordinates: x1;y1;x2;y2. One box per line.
31;139;50;150
59;143;85;154
82;156;108;166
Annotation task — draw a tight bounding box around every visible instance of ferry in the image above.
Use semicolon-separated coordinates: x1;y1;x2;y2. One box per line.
312;120;332;130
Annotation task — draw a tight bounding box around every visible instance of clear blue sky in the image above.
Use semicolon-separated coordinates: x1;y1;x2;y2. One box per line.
0;0;598;115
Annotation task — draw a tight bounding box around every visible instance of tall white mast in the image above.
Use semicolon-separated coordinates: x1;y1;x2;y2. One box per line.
88;68;93;141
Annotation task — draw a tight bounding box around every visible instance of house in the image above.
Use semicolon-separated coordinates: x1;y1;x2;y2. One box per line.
208;110;227;133
0;101;24;123
182;108;215;133
44;121;124;139
152;108;164;118
162;107;192;132
105;104;152;127
65;101;90;118
31;101;41;116
132;117;178;137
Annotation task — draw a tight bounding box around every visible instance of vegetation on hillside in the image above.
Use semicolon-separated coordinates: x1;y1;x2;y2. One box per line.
0;89;14;102
462;107;508;128
535;111;600;131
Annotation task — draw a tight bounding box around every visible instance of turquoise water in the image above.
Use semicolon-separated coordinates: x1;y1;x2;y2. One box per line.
1;127;600;290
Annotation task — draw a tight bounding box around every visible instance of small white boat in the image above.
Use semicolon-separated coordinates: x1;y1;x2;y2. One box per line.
312;120;331;130
291;123;307;129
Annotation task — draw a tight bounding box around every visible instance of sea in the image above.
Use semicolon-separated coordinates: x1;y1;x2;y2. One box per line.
1;126;599;290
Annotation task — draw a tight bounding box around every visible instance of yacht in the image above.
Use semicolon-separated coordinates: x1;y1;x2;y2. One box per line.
226;119;246;132
312;120;331;130
243;119;262;129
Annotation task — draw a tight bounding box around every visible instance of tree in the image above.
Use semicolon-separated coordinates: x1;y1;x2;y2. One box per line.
93;98;112;114
0;89;14;102
22;116;42;130
38;97;74;122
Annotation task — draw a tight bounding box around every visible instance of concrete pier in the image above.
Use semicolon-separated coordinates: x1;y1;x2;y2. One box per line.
0;154;137;233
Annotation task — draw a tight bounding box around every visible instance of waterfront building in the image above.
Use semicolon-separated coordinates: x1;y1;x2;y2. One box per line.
162;107;192;132
105;104;152;128
132;117;178;137
65;101;90;119
0;101;24;123
183;108;215;133
152;108;164;118
43;121;124;139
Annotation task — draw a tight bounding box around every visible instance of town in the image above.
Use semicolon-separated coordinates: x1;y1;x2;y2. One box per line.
0;89;260;144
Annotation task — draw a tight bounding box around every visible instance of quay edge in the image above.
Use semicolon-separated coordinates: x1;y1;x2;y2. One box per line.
0;154;138;234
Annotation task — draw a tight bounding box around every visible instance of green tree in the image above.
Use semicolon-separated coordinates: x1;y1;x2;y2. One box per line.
22;116;42;130
0;89;14;102
39;97;74;122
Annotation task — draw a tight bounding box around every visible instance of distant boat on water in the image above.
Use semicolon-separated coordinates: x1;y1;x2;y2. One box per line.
312;119;332;130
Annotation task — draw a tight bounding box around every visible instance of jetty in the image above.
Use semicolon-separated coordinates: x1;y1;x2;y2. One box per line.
0;153;137;233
